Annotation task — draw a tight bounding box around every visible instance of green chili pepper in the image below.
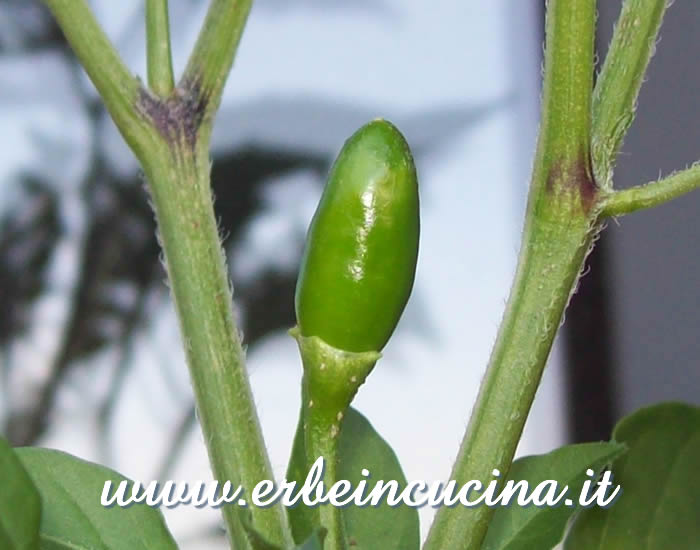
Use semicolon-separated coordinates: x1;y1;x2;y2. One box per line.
295;119;419;353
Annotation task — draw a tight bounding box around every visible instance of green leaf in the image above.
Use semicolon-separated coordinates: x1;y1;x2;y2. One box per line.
481;442;625;550
338;408;419;549
0;437;41;550
296;529;326;550
565;402;700;550
286;407;419;550
16;447;179;550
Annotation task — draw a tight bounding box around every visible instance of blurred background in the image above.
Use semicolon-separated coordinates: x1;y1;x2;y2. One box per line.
0;1;698;547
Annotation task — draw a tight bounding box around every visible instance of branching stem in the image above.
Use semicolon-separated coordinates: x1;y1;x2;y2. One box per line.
42;1;293;548
180;0;254;140
592;0;669;185
424;1;599;548
601;164;700;217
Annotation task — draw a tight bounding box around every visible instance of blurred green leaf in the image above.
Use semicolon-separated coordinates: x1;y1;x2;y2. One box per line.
16;447;178;550
0;436;41;550
565;402;700;549
482;442;625;550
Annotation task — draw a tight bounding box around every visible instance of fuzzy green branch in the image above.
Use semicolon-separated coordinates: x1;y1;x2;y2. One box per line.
146;0;175;97
601;163;700;217
181;0;254;137
424;1;598;549
142;144;292;550
42;0;293;547
42;0;152;157
592;0;669;186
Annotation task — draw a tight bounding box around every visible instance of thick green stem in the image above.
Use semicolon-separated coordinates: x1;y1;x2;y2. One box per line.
601;163;700;217
43;1;293;547
146;0;175;97
424;2;598;549
142;138;292;549
592;0;669;186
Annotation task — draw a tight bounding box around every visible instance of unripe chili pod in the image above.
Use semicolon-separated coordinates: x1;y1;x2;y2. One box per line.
295;119;419;353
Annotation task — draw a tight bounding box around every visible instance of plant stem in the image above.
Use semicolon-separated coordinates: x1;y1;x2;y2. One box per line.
301;383;347;550
142;138;292;549
601;164;700;217
291;330;379;550
424;1;599;549
592;0;669;186
41;0;151;156
181;0;254;137
43;0;293;547
146;0;175;97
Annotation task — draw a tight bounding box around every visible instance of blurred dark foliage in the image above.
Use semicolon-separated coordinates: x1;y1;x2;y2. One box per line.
0;178;60;347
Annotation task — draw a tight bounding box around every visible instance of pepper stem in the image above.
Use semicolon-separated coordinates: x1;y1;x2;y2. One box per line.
291;328;380;550
301;381;346;550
